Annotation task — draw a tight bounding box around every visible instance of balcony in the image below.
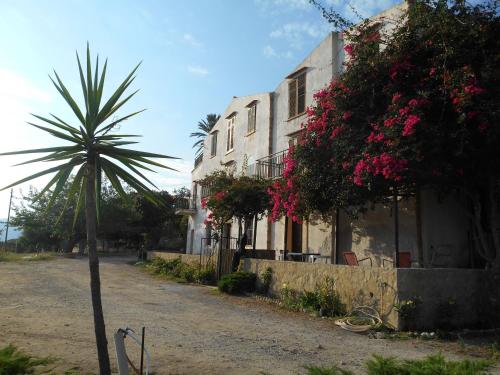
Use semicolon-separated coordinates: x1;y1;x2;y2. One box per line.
175;197;197;215
248;149;287;179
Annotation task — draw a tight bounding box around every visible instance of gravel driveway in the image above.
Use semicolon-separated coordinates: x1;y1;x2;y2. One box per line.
0;256;481;374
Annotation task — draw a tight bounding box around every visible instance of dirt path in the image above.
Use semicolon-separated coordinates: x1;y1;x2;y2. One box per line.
0;257;491;374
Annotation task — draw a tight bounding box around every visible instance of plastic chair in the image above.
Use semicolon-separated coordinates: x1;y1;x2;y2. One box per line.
343;251;373;267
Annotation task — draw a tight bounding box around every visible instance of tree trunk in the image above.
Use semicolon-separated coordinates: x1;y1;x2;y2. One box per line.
85;162;111;375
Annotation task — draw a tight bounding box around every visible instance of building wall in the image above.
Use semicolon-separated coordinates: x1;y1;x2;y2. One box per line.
188;93;272;254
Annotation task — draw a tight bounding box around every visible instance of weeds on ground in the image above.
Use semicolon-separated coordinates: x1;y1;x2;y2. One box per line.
0;251;54;263
305;365;354;375
0;344;54;374
145;257;216;285
281;277;345;317
306;354;491;375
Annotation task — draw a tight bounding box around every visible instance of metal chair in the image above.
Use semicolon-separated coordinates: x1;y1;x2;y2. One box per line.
382;251;411;268
343;251;372;267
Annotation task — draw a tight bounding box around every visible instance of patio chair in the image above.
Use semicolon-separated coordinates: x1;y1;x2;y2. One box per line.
343;252;372;267
382;251;411;268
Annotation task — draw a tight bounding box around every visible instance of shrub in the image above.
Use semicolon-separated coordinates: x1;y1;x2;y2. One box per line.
0;344;53;374
260;267;273;294
280;278;345;317
218;272;257;294
197;267;216;285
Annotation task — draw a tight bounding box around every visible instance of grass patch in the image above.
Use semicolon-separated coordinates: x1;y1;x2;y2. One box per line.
0;251;54;263
305;365;354;374
0;344;54;374
308;354;492;375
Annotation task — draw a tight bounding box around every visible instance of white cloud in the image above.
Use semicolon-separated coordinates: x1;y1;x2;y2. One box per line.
0;68;55;215
144;159;192;192
263;45;277;58
187;65;209;77
183;33;202;48
263;45;293;59
270;22;331;49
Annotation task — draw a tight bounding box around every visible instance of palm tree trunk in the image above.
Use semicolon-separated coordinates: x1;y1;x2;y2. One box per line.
85;162;111;375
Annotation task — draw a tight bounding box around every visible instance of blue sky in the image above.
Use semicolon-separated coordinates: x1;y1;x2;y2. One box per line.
0;0;398;216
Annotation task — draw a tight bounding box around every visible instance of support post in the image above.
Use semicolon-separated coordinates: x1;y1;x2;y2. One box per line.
252;215;257;252
415;189;424;267
393;190;400;268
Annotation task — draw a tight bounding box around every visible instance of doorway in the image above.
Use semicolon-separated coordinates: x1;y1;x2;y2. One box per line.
285;217;302;252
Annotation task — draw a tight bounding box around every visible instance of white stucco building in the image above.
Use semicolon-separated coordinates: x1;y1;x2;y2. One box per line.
178;3;475;269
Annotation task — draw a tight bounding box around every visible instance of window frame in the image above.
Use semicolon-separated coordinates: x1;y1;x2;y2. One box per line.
226;115;235;153
247;103;257;134
210;131;218;157
288;71;307;119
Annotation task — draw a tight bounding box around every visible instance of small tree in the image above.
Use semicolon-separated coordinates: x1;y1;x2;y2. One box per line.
0;45;176;374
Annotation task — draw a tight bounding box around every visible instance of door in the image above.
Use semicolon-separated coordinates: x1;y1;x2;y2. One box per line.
285;217;302;252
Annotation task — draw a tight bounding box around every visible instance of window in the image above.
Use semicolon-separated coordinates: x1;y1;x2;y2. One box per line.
247;103;257;134
226;116;235;152
210;132;218;157
288;72;306;118
246;217;254;247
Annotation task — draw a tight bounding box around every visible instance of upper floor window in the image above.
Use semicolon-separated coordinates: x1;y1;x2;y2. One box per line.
247;102;257;134
226;115;235;152
288;71;306;118
210;131;218;157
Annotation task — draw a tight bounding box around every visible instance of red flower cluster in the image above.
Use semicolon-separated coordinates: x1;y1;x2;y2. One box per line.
353;153;408;186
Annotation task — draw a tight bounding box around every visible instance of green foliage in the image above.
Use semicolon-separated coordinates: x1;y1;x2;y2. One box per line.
0;344;53;374
365;353;491;375
217;271;257;294
148;257;216;285
280;278;345;317
260;267;273;294
199;170;270;231
0;43;176;226
394;297;422;320
190;114;221;155
305;365;354;375
271;0;500;266
12;181;188;252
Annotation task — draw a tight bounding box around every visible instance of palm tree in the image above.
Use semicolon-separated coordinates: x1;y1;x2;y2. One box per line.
0;45;176;375
190;113;220;155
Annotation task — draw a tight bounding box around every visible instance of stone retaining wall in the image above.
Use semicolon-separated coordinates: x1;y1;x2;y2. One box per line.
147;251;499;330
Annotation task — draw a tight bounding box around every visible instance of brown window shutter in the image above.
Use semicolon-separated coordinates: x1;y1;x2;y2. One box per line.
288;79;297;118
297;73;306;114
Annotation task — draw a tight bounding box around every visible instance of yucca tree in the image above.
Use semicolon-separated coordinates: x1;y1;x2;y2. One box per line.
190;113;220;155
0;46;176;374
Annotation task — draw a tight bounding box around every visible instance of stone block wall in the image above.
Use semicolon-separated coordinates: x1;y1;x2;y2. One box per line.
242;258;399;327
148;252;499;331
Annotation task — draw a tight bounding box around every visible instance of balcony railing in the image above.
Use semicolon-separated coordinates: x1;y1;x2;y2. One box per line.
194;153;203;169
248;149;287;179
174;197;197;215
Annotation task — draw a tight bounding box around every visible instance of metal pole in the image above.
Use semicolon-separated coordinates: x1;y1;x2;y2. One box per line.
252;215;257;252
3;189;13;251
217;229;223;280
140;327;145;375
393;190;400;268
